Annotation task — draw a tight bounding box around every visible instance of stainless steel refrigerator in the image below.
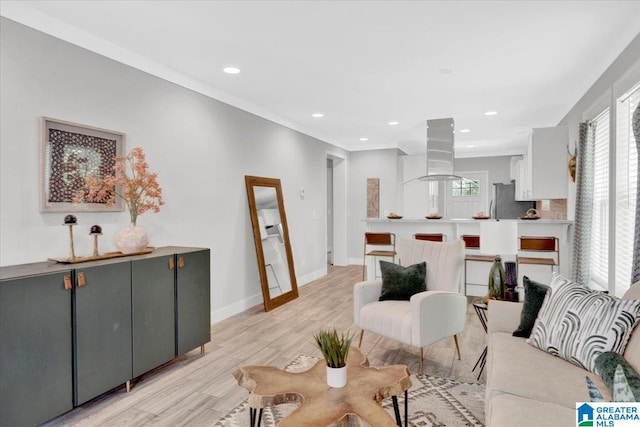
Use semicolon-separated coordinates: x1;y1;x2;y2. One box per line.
492;181;534;219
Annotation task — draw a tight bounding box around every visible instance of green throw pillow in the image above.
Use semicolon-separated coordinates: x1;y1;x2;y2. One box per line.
513;276;550;338
595;352;640;402
378;261;426;301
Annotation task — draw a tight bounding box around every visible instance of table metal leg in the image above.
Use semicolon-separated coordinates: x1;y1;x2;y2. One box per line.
249;408;263;427
391;390;409;427
392;396;401;426
404;389;408;427
472;347;488;380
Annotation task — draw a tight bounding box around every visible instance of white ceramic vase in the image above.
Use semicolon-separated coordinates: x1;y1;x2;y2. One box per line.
115;223;149;254
326;365;347;388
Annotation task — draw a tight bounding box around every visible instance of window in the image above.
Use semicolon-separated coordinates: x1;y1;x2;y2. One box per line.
451;180;480;196
590;109;610;288
614;84;639;296
589;82;639;296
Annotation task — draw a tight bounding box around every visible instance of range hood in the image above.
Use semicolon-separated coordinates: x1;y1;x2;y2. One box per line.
408;117;464;182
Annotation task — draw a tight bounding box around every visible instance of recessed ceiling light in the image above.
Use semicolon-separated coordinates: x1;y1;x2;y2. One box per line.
466;145;476;148
223;67;240;74
388;121;399;126
459;129;471;133
484;111;498;116
311;113;324;118
439;68;453;74
359;137;369;141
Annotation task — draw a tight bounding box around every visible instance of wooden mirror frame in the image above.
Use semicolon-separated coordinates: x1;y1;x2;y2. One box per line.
245;175;299;311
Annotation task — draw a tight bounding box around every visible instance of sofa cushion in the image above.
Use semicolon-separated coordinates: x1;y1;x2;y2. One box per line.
487;332;610;408
527;273;640;372
359;300;412;345
595;351;640;401
378;261;426;301
513;276;549;338
486;393;575;427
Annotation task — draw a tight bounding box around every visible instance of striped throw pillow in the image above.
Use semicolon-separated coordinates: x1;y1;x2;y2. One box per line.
527;273;640;373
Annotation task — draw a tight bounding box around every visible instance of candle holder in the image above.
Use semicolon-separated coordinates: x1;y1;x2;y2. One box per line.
63;215;78;260
89;225;103;257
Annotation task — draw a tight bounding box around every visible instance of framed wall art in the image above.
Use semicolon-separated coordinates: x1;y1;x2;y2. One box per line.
40;117;126;212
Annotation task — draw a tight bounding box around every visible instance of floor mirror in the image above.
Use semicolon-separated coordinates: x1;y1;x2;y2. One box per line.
245;175;299;311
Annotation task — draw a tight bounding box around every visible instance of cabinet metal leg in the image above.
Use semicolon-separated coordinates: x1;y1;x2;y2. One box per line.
200;344;205;354
125;380;131;393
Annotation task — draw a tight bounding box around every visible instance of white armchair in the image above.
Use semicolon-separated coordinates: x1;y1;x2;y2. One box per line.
354;237;466;374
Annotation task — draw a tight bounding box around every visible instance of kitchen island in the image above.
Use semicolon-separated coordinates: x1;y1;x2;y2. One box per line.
363;218;572;297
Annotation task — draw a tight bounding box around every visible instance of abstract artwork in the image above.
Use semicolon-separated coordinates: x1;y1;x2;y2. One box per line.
366;178;379;218
40;117;125;212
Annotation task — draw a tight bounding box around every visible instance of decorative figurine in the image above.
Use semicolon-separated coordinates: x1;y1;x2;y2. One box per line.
89;224;102;257
487;255;505;301
64;215;77;260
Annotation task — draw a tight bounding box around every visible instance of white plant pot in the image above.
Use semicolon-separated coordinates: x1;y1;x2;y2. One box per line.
115;223;149;254
326;365;347;388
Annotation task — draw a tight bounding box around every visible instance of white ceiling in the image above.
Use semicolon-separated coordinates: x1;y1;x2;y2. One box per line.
2;1;640;157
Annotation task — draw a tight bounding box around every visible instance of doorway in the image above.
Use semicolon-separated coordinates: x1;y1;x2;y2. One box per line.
327;154;347;266
445;171;489;218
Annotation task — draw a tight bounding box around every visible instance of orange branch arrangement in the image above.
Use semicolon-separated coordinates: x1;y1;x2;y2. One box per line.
75;147;164;225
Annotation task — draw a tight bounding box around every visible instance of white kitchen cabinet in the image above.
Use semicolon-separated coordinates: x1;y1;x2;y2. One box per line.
516;126;568;200
514;157;531;201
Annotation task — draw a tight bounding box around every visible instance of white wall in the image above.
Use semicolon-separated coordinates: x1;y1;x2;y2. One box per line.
347;149;401;262
0;18;349;321
454;156;513;186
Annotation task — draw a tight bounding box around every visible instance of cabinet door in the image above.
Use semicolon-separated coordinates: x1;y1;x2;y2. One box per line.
74;263;132;405
0;272;73;427
132;256;175;378
530;126;568;199
176;250;211;355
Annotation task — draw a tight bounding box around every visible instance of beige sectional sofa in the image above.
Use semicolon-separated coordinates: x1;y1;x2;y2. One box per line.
484;282;640;427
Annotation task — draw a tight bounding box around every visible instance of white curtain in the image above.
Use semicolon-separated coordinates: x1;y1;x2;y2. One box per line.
571;122;596;286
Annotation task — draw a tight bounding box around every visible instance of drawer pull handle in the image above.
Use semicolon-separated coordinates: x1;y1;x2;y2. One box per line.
64;275;72;291
78;272;86;287
178;256;185;269
169;257;175;270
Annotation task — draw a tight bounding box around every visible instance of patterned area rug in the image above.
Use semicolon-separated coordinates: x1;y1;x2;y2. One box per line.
215;354;484;426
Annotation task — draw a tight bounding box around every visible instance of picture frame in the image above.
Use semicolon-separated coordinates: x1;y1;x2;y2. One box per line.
40;117;126;212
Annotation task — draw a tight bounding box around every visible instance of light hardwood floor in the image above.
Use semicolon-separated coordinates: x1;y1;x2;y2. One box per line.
44;265;486;426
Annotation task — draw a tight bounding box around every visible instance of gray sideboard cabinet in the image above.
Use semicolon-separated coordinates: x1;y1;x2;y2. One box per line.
0;269;74;427
132;254;176;378
0;246;210;427
74;262;133;406
176;248;211;356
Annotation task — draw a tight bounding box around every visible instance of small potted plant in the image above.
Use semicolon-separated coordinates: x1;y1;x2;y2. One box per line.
313;328;354;388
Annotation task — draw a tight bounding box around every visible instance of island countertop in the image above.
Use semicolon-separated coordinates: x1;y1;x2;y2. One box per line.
364;218;572;224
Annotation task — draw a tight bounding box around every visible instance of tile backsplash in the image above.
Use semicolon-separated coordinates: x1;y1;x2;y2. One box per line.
536;199;567;220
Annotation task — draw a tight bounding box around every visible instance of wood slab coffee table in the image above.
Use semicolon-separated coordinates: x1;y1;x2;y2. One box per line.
233;347;411;426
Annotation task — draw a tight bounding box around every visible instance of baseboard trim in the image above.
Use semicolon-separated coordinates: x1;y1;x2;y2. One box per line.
211;293;263;323
297;267;327;286
211;267;329;323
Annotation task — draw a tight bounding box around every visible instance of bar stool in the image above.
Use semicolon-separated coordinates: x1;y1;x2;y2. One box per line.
516;236;559;276
461;234;495;295
363;232;396;280
413;233;446;242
